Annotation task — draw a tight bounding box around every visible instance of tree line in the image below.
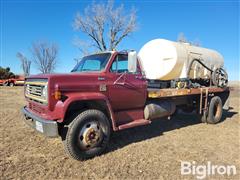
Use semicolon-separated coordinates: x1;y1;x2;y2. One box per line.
0;67;16;79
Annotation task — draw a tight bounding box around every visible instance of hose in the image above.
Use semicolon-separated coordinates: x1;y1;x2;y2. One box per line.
187;59;213;78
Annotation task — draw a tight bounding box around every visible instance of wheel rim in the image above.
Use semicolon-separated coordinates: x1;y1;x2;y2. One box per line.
78;121;103;150
212;68;228;87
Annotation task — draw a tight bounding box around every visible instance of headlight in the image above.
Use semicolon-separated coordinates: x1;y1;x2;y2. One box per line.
42;85;48;99
26;84;30;95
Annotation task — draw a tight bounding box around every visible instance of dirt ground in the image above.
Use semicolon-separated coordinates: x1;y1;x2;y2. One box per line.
0;82;239;180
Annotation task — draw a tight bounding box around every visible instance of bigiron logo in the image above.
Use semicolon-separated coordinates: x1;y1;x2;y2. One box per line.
181;161;237;179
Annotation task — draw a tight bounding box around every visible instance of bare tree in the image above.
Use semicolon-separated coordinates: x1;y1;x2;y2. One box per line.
73;0;137;51
16;52;31;77
31;42;58;74
177;32;188;43
73;37;91;56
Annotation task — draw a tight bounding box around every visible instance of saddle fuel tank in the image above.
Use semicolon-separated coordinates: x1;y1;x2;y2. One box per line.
138;39;224;80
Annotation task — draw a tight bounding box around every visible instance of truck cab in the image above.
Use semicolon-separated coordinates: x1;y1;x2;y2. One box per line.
22;51;151;160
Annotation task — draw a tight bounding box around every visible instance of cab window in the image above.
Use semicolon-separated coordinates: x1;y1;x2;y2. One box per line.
81;60;100;71
71;53;111;72
110;54;128;73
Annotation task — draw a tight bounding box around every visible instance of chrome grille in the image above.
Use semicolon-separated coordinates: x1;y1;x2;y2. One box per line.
27;85;43;97
25;79;48;104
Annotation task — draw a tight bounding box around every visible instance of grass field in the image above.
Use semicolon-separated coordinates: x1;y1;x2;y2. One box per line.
0;82;239;179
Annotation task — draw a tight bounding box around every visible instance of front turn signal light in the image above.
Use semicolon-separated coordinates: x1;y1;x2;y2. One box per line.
54;90;61;100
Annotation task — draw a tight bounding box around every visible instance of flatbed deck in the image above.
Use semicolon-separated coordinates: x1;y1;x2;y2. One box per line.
148;86;229;98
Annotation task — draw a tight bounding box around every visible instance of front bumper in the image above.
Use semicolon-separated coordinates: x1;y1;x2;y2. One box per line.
22;106;59;137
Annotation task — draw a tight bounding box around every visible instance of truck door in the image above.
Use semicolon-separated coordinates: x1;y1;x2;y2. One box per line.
107;54;147;111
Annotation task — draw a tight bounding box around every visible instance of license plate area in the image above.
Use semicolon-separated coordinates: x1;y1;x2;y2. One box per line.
35;121;44;133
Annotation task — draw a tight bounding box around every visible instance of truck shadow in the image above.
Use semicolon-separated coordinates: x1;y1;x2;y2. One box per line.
107;109;237;153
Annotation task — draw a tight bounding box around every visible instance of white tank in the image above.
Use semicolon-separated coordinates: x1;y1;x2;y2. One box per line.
138;39;224;80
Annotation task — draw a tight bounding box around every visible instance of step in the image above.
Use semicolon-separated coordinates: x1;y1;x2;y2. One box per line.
118;119;151;130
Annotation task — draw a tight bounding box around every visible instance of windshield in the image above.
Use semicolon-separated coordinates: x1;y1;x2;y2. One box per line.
71;53;111;72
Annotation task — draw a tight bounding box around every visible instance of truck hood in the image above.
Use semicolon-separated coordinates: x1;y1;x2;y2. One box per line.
27;72;101;80
26;72;104;91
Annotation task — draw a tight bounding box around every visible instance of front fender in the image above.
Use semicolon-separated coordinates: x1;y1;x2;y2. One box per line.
58;92;117;130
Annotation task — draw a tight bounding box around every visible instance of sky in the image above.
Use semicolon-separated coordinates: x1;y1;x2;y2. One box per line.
0;0;239;80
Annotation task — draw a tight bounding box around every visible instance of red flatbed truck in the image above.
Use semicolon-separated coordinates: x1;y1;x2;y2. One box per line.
22;51;229;160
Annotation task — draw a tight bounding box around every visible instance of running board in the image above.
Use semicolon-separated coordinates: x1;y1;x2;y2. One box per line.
118;119;151;130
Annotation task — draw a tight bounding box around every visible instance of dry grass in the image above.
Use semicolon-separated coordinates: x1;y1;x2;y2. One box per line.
0;83;239;179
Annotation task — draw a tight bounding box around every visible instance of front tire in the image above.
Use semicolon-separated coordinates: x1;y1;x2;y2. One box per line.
63;109;111;160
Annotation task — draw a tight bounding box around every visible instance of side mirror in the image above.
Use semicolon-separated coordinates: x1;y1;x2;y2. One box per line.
128;51;137;73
